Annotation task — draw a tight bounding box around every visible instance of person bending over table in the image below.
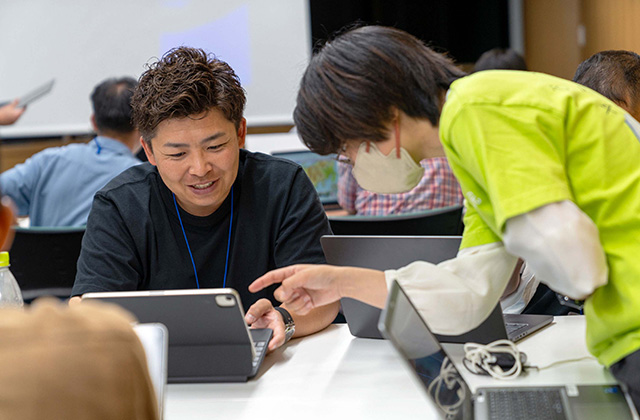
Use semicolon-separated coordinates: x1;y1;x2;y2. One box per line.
70;47;339;351
250;25;640;410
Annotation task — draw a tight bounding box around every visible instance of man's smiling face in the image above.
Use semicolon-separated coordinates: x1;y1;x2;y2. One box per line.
141;108;246;217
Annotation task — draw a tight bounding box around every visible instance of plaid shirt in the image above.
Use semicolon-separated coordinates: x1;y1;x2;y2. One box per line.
337;157;463;216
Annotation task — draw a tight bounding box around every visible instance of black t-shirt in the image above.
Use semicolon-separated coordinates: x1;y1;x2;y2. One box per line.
72;149;332;307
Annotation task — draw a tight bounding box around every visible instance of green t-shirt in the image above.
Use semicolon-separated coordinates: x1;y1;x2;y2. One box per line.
440;70;640;367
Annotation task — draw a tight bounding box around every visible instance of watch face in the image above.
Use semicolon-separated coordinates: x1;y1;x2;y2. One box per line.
284;324;295;342
275;307;295;342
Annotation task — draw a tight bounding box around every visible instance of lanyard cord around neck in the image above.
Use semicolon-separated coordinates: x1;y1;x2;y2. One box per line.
172;186;234;289
94;138;102;154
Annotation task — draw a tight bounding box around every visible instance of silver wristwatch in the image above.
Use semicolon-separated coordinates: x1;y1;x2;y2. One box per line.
274;306;296;342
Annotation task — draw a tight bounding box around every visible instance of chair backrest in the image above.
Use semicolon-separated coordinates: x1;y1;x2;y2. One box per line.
9;226;85;301
328;205;464;236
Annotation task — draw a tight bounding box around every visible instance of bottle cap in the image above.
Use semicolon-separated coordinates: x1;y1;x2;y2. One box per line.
0;252;8;267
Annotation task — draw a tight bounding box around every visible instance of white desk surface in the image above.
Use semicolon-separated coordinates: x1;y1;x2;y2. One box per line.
445;315;615;391
165;316;619;419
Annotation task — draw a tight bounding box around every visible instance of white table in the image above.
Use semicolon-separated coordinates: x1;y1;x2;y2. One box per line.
165;316;622;419
445;315;616;390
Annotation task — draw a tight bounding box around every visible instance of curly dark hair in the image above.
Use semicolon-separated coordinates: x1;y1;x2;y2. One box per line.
132;47;246;145
294;25;465;155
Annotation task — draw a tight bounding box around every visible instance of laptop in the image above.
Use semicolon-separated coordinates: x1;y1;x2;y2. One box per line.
321;235;552;342
379;280;636;420
272;150;341;209
84;289;273;383
133;323;168;418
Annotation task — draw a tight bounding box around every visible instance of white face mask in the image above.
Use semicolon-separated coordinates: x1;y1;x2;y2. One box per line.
351;141;424;194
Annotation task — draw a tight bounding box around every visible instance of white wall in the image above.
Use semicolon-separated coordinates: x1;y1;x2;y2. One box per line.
0;0;311;138
244;132;306;155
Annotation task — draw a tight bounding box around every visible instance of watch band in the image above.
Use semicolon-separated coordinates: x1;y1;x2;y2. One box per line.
274;306;296;342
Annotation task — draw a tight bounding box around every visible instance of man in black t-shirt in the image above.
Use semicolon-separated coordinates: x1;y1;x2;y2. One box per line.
70;47;338;351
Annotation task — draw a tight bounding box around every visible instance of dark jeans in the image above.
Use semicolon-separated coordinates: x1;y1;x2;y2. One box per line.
610;349;640;414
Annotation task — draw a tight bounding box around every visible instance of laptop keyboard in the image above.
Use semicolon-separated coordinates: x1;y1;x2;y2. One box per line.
505;322;528;335
487;388;567;420
252;340;267;368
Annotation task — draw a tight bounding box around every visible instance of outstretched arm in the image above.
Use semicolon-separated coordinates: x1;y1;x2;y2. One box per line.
249;264;388;314
250;243;519;337
0;99;26;125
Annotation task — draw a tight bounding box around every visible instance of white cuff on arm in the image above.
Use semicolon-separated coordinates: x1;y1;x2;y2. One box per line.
502;200;608;300
384;242;518;336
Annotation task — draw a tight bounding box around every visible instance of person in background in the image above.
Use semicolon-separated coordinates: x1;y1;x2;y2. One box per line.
71;47;338;351
250;26;640;411
0;299;159;419
335;41;464;215
473;47;528;72
0;77;141;227
0;100;26;126
337;158;462;215
573;50;640;122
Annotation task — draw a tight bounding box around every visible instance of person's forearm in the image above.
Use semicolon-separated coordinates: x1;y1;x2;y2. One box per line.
0;100;25;125
284;267;387;337
385;243;517;336
284;300;340;338
338;267;388;308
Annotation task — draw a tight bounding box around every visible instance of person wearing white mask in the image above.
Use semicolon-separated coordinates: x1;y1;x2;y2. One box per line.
250;25;640;412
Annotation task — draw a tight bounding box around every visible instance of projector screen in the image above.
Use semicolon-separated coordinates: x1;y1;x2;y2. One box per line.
0;0;311;139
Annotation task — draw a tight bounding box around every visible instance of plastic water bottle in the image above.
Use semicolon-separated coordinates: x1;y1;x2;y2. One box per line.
0;252;24;307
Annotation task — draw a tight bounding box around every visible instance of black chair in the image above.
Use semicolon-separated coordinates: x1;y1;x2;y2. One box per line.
328;205;464;236
9;226;85;303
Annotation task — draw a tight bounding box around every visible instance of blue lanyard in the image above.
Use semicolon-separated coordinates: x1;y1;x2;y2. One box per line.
94;138;102;154
172;186;234;289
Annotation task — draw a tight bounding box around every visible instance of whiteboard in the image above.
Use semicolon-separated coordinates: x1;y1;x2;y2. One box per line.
0;0;311;138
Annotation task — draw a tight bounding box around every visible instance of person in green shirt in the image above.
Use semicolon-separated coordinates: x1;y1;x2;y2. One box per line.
250;25;640;410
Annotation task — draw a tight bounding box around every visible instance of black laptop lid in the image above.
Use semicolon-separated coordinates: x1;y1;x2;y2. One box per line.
322;235;462;271
85;289;250;345
83;289;258;382
379;281;473;420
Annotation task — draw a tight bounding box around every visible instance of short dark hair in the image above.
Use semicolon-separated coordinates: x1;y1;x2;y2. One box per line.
131;47;246;144
294;25;465;155
573;50;640;111
473;48;528;72
90;77;137;133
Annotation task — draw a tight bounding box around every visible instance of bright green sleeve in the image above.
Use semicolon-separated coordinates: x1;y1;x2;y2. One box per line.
460;203;501;249
445;103;574;234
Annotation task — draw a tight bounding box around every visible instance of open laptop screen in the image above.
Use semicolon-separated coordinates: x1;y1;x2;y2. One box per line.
272;150;339;205
380;281;472;419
